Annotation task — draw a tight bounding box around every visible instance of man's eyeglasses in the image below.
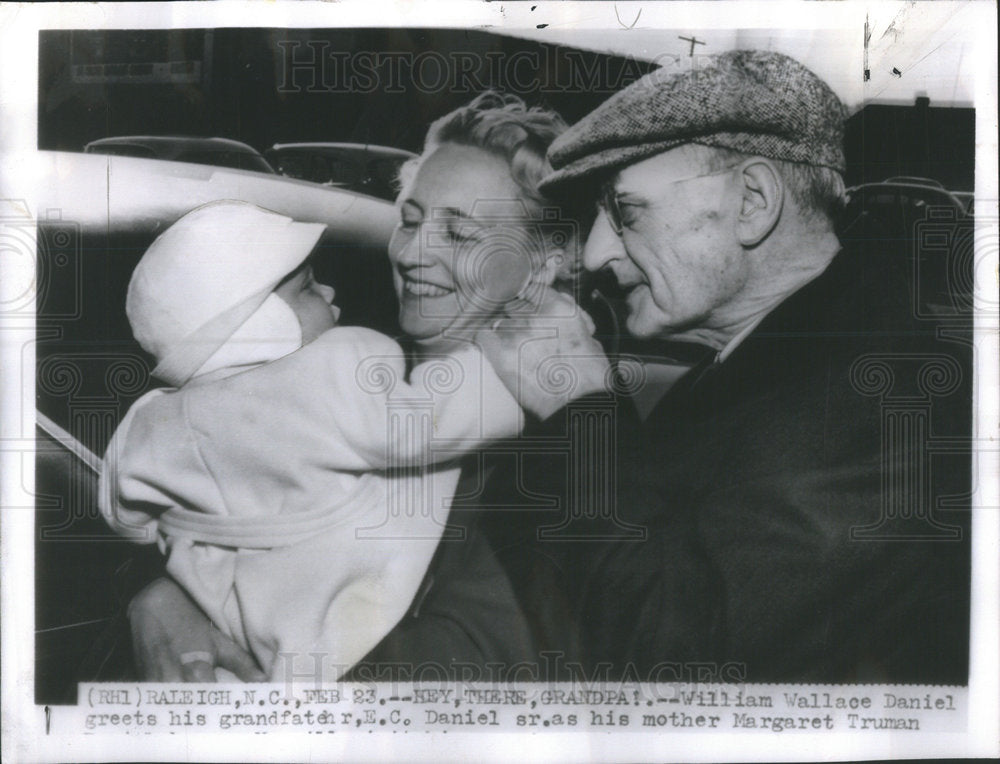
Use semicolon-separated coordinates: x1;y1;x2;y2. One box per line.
600;165;741;236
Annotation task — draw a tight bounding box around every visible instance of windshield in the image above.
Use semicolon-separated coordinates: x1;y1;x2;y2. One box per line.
176;149;274;174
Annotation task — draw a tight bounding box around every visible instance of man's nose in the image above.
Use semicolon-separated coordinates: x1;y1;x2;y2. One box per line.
582;209;626;273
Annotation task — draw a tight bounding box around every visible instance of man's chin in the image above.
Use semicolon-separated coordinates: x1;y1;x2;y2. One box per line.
624;289;669;339
624;313;663;339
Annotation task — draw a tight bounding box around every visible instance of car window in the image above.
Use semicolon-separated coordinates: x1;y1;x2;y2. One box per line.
306;154;336;184
176;150;274;174
264;149;409;200
326;156;363;186
372;157;403;185
270;152;308;178
357;157;405;200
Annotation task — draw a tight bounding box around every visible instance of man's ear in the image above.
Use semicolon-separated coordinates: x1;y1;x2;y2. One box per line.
737;159;784;246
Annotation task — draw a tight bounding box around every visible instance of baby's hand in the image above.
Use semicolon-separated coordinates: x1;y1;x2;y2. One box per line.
477;287;610;420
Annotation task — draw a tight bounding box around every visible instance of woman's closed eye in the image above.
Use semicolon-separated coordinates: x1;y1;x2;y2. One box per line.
399;201;424;231
444;224;483;244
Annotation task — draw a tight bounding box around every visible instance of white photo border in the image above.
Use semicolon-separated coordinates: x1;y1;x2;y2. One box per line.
2;2;997;761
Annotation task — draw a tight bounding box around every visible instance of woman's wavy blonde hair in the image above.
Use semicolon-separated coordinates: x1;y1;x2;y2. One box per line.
396;91;569;210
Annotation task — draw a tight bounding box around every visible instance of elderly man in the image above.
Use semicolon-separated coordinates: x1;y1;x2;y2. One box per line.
514;49;971;684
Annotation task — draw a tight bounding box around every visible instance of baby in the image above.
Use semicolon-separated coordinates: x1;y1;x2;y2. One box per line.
99;200;523;682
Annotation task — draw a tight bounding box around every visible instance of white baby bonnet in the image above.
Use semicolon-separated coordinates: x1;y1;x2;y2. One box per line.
126;200;327;387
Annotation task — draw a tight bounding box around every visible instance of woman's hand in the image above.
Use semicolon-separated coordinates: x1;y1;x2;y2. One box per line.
477;286;611;420
128;578;266;682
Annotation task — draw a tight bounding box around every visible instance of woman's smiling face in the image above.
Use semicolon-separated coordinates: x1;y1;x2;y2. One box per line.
388;143;542;341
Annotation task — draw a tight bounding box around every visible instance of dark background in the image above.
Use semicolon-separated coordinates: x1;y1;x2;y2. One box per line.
39;28;975;190
39;29;654;159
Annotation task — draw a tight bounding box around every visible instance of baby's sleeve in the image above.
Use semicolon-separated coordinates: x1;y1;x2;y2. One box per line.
310;328;523;469
99;389;203;544
182;328;522;476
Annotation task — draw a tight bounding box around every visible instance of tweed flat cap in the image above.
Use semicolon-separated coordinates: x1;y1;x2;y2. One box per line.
540;50;846;194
